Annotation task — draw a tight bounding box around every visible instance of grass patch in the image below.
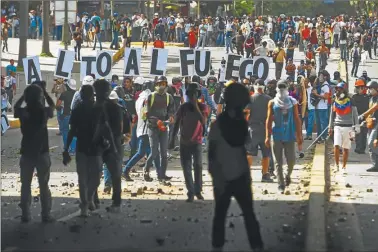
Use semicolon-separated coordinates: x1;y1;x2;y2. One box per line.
16;66;24;72
40;52;54;57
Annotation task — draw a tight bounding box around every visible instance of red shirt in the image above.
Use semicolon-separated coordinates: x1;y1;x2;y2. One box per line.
153;18;159;29
310;31;318;45
301;28;310;40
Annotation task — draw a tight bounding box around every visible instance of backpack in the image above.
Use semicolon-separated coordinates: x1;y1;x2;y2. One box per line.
140;92;170;121
218;21;225;30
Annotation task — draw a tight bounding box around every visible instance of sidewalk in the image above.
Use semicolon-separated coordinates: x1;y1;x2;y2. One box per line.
326;141;378;251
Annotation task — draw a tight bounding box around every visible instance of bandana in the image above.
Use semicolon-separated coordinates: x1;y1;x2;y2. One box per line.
273;89;294;110
333;97;351;115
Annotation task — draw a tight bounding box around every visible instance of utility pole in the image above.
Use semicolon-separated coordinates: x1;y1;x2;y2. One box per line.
63;0;68;50
197;0;200;19
111;1;114;17
261;0;264;16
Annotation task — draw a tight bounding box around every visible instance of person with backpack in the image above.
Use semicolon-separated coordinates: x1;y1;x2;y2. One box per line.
313;72;331;143
169;82;208;202
144;76;175;182
121;80;160;181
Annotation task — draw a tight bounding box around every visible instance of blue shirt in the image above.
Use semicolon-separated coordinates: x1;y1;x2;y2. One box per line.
272;97;297;142
30;15;37;27
6;65;16;76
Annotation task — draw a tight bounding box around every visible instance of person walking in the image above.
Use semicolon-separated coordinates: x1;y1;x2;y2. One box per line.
72;27;82;61
265;80;303;192
350;42;361;77
329;82;359;172
273;42;286;80
235;29;245;56
14;81;55;223
208;83;264;252
170;82;208;202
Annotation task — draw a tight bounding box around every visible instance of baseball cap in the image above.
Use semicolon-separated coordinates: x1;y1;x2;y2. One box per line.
68;79;77;90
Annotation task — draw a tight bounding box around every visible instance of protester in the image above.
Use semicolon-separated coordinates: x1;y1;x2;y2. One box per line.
265;80;303;192
143;76;174;182
4;71;16;112
71;75;95;110
208;83;263;252
5;59;16;76
245;79;273;182
170;82;208;202
329;82;359;172
352;78;369;154
72;27;82;61
63;85;101;217
350;42;361;77
273;42;286;80
313;72;330;142
93;79;124;212
14;81;55;223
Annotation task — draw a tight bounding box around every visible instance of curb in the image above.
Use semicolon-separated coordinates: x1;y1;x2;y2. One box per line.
305;143;327;252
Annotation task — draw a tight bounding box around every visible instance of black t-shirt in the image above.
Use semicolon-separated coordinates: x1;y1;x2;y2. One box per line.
69;102;100;156
168;86;183;112
73;31;82;44
94;100;123;138
59;89;76;115
14;106;53;157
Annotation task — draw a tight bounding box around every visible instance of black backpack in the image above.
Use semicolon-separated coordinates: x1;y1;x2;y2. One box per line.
218;21;225;30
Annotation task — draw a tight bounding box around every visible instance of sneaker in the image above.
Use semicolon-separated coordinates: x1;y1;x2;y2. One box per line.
103;185;112;194
195;193;204;200
278;185;285;193
88;202;96;211
80;208;89;217
269;170;276;179
144;173;153;182
366;167;378;172
41;214;55;223
163;175;172;181
285;175;291;186
122;173;134;182
106;205;121;213
261;173;274;183
186;196;194;203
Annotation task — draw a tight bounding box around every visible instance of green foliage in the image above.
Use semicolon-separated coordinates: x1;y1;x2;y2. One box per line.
234;0;254;16
40;52;54;57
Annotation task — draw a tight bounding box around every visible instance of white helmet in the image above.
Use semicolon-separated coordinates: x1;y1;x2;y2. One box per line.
82;75;94;86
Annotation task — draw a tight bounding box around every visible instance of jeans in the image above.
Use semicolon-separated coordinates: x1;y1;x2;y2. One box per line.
55;25;62;41
56;109;63;132
129;123;138;158
76;153;102;210
271;141;296;187
29;26;37;39
212;173;263;249
206;31;213;46
110;30;119;49
93;32;102;50
61;115;76;152
333;34;339;48
216;31;224;46
225;37;233;53
103;140;123;206
306;109;315;137
315;109;329;140
275;62;284;80
122;135;161;175
74;44;81;61
355;126;367;153
145;128;168;179
19;153;52;217
340;44;347;60
176;27;182;42
180;144;202;197
197;34;206;49
368;126;378;169
351;59;360;76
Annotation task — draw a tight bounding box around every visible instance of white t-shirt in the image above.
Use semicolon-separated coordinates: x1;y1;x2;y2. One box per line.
332;22;340;34
175;17;184;28
255;46;268;57
295;21;300;33
307;87;315;110
219;67;226;82
316;82;330;110
4;76;16;88
324;31;331;44
184;23;192;33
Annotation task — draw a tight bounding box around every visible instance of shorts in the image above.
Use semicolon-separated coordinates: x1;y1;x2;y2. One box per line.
334;126;353;150
245;128;270;157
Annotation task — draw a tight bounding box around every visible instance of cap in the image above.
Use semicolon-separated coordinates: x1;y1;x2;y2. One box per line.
82;75;94;86
109;90;119;100
336;82;346;89
68;79;77;90
355;79;365;87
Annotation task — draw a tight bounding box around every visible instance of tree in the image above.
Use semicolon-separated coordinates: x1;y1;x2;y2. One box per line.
17;0;28;70
41;0;53;57
234;0;254;17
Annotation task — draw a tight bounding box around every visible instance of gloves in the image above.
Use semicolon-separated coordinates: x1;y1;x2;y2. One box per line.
354;125;361;134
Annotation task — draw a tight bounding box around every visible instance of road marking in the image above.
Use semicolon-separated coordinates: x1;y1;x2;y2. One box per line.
57;210;81;222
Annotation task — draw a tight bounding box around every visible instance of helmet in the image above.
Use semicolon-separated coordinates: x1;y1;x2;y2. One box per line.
156;76;167;84
186;82;201;98
355;78;365;87
207;76;217;85
367;80;378;89
143;80;155;92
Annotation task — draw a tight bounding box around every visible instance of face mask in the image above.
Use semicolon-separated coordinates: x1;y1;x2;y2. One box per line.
339;93;345;99
276;88;289;98
157;86;167;94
